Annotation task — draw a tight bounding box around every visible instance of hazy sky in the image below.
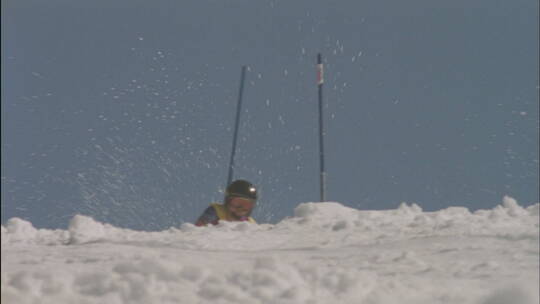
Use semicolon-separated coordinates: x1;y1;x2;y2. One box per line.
2;0;538;230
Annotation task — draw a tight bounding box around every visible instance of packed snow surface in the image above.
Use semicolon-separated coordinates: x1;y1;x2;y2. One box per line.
2;196;539;304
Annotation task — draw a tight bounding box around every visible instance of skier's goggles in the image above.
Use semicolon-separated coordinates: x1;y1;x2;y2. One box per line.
228;197;256;209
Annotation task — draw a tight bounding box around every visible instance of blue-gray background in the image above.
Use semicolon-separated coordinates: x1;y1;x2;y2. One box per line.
2;0;538;230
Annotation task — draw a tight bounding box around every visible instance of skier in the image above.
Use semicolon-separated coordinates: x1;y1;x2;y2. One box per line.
195;179;258;226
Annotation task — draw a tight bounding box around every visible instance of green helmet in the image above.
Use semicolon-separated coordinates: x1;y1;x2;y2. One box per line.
226;179;258;200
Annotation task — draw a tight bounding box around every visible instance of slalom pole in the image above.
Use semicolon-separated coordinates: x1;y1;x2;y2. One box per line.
226;65;247;188
317;53;326;202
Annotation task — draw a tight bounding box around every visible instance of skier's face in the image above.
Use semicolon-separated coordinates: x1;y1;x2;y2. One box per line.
227;197;255;219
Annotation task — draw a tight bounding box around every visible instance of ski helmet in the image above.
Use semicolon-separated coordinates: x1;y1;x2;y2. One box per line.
225;179;258;201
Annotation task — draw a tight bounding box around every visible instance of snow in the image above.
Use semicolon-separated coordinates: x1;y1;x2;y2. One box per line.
2;197;539;304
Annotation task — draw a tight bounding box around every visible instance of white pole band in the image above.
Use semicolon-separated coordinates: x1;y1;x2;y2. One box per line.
317;63;324;85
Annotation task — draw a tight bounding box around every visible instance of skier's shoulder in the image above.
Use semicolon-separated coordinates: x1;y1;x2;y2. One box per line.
195;204;220;226
203;204;221;217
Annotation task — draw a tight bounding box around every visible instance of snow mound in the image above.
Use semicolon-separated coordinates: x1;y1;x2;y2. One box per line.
68;214;110;244
294;201;360;219
5;218;37;243
1;217;69;246
2;197;539;304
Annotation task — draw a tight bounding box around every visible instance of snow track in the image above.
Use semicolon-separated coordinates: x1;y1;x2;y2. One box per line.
2;197;539;304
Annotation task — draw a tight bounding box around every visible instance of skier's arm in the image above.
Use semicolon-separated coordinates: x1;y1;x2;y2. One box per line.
195;206;219;226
